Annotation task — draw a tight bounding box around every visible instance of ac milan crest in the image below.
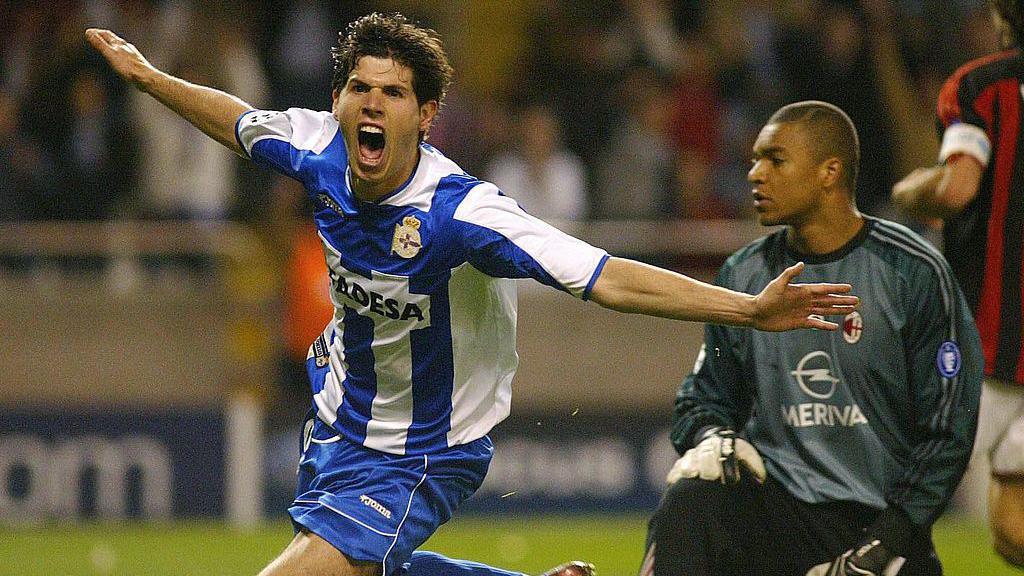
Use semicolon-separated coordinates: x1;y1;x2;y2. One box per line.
842;311;863;344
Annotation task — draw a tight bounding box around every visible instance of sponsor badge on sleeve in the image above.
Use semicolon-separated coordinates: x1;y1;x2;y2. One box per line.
936;341;962;378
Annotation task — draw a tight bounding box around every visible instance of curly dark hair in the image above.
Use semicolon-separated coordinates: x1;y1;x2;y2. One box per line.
993;0;1024;47
331;13;453;107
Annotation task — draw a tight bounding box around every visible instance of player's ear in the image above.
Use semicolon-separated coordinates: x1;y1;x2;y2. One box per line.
331;88;341;120
820;157;842;189
419;100;438;137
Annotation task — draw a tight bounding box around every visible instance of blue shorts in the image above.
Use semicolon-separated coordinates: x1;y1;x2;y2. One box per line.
288;413;493;575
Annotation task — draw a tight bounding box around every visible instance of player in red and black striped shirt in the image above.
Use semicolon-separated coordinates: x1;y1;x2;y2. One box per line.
892;0;1024;567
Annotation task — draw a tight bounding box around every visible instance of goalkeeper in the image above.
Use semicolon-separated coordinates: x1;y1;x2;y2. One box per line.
642;102;982;576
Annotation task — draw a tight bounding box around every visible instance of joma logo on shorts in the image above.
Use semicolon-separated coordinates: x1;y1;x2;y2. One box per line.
359;494;392;519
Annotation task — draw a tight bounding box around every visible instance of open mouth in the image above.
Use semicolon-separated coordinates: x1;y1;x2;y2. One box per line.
357;125;386;165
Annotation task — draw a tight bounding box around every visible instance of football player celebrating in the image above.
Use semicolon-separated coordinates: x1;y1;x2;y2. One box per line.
87;15;858;576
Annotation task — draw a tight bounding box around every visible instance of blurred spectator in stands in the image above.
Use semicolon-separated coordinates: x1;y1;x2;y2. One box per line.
517;0;623;181
666;36;735;219
62;68;135;220
428;84;504;177
773;0;899;216
485;103;587;221
0;87;58;222
594;66;676;219
131;8;268;222
258;0;349;110
8;2;135;222
618;0;685;76
263;174;333;413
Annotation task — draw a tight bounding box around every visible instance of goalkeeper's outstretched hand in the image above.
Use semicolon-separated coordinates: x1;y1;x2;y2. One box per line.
666;427;766;485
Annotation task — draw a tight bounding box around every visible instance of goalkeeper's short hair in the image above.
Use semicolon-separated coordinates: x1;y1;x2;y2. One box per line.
768;100;860;194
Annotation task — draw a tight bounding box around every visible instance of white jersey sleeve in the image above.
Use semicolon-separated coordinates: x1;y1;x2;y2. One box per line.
452;182;609;299
234;108;339;178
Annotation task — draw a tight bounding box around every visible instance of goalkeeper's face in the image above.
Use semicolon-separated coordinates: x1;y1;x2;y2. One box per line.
747;122;830;228
332;55;438;201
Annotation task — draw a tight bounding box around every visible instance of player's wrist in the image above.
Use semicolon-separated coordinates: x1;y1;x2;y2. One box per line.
741;292;759;328
133;66;165;94
864;507;913;557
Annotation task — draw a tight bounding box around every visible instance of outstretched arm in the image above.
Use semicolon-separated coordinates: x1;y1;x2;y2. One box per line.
85;28;251;156
589;258;857;331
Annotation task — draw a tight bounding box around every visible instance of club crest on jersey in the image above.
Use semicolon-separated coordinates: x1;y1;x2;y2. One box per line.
392;215;422;258
842;311;863;344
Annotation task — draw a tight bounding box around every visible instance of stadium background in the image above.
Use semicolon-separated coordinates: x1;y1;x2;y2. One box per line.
0;0;1014;574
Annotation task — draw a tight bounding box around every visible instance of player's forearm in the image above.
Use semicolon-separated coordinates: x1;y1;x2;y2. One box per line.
892;165;964;220
589;258;756;327
138;69;251;156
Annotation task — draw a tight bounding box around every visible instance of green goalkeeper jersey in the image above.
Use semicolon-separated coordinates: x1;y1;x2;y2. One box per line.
672;217;982;527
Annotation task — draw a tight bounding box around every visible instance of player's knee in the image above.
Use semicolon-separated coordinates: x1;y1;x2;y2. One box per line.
990;479;1024;567
656;477;729;522
993;534;1024;567
992;514;1024;567
258;530;381;576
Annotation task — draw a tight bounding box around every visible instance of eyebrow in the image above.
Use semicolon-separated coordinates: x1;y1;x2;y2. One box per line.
347;76;409;92
752;145;786;157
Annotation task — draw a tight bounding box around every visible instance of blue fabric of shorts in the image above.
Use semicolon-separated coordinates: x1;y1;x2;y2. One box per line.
288;412;493;576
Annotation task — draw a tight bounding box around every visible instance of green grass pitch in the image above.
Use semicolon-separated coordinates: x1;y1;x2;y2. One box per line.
0;515;1013;575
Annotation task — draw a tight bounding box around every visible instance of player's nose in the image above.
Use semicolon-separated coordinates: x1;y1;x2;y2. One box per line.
747;161;765;183
362;89;384;115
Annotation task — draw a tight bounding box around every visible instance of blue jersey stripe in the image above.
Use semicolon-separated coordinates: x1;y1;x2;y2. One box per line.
407;286;454;453
335;306;377;444
456;222;567;293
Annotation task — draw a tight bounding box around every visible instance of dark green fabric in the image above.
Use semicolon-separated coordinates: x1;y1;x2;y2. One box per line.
671;217;983;527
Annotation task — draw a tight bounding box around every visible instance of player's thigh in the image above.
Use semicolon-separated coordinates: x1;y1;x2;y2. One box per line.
652;475;830;573
258;529;381;576
990;478;1024;543
976;378;1024;474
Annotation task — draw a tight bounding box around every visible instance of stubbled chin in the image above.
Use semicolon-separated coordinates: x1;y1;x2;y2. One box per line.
352;153;386;180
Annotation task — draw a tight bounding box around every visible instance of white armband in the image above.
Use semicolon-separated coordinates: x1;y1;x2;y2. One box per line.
938;122;991;166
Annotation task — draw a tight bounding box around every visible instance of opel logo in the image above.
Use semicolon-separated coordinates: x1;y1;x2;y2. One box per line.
791;351;840;399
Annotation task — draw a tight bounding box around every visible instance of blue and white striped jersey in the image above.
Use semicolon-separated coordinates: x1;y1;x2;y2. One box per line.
236;108;609;455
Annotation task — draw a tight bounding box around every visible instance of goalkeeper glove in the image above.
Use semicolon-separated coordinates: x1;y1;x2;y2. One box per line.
665;427;766;485
812;508;912;576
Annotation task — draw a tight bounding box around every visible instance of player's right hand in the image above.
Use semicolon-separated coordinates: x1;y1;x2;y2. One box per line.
85;29;156;89
751;262;858;332
665;427;766;485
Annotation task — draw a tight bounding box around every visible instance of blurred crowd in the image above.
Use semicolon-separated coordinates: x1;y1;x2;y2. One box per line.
0;0;998;226
0;0;997;411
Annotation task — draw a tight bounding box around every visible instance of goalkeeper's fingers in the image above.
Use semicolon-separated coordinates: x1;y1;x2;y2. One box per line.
665;451;698;484
734;438;767;483
665;447;719;484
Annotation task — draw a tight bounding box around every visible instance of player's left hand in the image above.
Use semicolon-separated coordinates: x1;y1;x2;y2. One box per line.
751;262;858;332
806;508;911;576
818;540;904;576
